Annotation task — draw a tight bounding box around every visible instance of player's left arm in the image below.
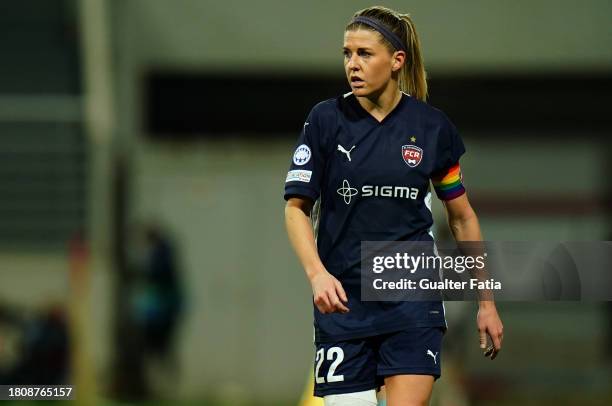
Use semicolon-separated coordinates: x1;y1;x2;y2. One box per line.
443;194;504;360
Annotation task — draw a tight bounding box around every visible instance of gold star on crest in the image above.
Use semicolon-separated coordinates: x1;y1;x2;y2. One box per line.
410;136;416;143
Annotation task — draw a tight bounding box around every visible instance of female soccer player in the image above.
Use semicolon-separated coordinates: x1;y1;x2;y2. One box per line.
284;6;503;406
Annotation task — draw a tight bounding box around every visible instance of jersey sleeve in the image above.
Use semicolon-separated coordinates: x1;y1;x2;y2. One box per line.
432;113;466;174
283;105;329;202
430;113;467;200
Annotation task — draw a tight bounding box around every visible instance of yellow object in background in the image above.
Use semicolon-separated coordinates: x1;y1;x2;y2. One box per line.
298;373;323;406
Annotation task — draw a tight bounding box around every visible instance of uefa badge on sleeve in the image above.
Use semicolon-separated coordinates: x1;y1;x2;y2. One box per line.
402;145;423;168
293;144;312;166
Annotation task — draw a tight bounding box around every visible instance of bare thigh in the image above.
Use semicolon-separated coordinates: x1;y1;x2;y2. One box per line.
384;374;435;406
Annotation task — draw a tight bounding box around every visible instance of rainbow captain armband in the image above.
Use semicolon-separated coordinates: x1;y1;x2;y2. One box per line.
432;163;465;201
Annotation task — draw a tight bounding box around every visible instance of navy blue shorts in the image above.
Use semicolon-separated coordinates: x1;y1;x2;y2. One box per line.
313;327;444;397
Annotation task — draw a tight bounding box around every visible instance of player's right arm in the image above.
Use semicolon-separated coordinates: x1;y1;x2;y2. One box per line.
285;197;349;314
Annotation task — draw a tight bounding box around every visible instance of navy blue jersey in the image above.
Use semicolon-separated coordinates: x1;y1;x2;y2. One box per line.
284;92;465;342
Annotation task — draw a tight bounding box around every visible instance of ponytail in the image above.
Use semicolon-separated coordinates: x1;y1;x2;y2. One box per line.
398;14;428;102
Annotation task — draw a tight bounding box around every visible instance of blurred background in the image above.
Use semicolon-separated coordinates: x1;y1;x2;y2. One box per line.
0;0;610;405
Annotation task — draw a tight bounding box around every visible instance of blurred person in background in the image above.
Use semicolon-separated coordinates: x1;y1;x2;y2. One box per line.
0;301;69;386
130;223;185;398
285;6;503;406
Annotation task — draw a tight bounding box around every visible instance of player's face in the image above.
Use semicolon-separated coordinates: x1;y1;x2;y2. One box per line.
343;29;398;98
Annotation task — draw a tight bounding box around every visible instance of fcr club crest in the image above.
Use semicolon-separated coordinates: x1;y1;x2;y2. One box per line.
402;145;423;168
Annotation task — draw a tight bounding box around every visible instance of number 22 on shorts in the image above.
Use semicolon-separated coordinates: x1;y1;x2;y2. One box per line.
315;346;345;383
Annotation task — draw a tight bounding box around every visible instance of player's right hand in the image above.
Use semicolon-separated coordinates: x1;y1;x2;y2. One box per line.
310;271;349;314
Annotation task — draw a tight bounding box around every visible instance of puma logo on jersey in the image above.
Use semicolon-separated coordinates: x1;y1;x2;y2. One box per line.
337;144;356;162
426;349;438;364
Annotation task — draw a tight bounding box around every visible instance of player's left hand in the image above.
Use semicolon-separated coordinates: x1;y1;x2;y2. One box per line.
476;302;503;360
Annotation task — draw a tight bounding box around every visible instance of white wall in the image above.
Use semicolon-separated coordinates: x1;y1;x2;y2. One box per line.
132;140;314;401
112;0;612;73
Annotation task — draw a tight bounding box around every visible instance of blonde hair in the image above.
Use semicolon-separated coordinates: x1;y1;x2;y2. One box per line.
346;6;428;102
